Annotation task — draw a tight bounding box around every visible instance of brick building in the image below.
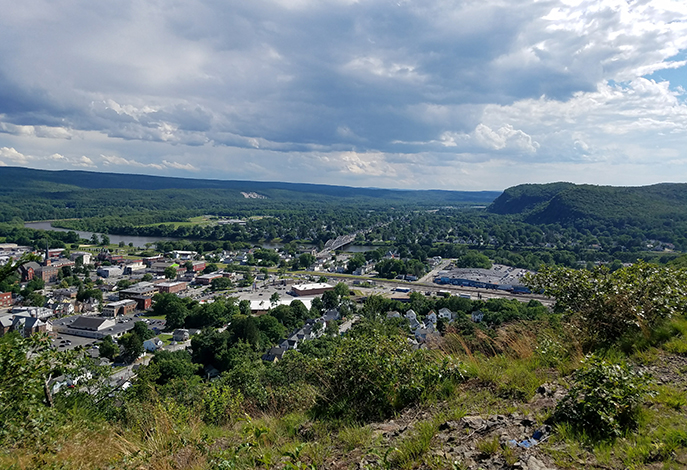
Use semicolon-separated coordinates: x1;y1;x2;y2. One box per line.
157;281;187;294
0;292;12;308
291;283;334;297
102;299;137;317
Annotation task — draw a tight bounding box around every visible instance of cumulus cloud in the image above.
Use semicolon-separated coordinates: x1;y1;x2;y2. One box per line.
0;0;686;188
0;147;30;164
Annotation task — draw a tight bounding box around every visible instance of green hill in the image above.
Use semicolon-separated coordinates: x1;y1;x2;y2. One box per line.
0;166;500;222
488;182;687;227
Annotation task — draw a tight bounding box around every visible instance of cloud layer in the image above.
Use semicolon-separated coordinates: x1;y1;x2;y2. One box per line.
0;0;686;189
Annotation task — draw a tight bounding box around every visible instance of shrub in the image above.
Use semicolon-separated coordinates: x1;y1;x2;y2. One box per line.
311;333;464;422
554;355;654;439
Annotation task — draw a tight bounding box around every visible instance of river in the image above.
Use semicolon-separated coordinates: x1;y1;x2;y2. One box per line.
24;222;377;252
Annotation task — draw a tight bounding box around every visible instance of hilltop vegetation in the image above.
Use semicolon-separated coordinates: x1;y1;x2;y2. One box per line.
2;262;687;469
489;182;687;237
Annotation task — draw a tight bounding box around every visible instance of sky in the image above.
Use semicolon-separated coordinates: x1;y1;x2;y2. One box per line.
1;0;687;191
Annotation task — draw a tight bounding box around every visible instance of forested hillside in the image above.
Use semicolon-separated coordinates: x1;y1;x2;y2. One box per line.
489;182;687;237
0;167;499;222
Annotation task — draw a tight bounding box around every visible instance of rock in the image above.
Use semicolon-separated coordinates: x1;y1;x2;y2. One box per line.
527;455;553;470
462;416;485;429
439;420;462;431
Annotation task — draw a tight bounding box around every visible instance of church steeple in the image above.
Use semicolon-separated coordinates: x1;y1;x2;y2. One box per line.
44;240;51;266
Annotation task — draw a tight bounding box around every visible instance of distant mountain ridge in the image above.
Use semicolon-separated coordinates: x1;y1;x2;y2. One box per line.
0;166;500;204
488;182;687;226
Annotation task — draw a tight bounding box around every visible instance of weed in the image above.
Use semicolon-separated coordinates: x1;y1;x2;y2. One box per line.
339;425;373;452
631;347;660;365
502;445;518;466
663;337;687;355
475;435;500;456
389;420;438;469
654;385;687;411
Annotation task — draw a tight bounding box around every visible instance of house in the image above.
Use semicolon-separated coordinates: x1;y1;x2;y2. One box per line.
143;337;163;352
262;346;286;362
0;316;15;336
1;315;47;337
404;309;421;329
386;311;401;319
438;308;453;321
0;292;12;309
471;310;484;323
11;306;53;319
172;329;189;342
425;310;438;325
322;309;340;322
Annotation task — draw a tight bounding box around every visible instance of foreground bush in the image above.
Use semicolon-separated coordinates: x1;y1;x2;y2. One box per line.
311;332;464;421
555;354;653;439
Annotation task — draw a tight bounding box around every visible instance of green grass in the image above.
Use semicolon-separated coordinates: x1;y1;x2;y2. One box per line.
390;420;439;469
158;334;174;346
339;425;374;452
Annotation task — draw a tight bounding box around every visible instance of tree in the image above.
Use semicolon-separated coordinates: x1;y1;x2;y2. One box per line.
25;292;45;307
203;263;218;274
142;273;153;281
322;290;339;310
525;262;687;347
153;293;189;329
100;234;110;246
269;292;280;308
346;253;366;273
184;261;194;272
150;349;201;385
132;321;155;341
210;277;233;291
99;335;119;360
239;299;251;316
298;253;315;270
334;282;349;301
119;333;143;363
164;266;178;279
0;334;81;443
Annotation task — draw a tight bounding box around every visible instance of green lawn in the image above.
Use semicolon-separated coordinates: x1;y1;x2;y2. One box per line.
158;334;174;346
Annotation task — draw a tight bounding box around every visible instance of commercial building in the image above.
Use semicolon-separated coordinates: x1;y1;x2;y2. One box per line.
130;295;153;311
291;283;334;297
70;251;92;265
97;266;123;278
157;281;187;294
52;315;134;339
102;299;137;317
195;272;223;285
119;282;158;300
